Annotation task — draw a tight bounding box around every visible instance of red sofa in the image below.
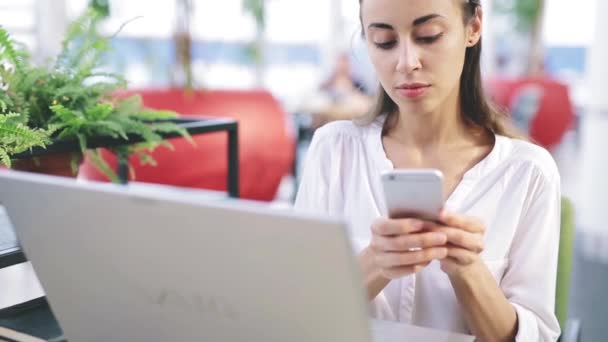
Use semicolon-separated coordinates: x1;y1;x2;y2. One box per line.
78;89;295;201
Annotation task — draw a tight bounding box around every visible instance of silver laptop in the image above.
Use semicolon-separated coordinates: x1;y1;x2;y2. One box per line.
0;171;473;342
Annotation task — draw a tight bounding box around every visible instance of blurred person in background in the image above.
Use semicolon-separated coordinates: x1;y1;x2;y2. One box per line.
300;52;374;129
295;0;561;341
319;52;372;106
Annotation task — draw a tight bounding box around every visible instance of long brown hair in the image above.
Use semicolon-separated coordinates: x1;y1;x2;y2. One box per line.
358;0;522;139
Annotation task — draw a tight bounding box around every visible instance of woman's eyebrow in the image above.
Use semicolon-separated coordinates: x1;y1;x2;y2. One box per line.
367;14;445;31
412;14;444;26
368;22;393;30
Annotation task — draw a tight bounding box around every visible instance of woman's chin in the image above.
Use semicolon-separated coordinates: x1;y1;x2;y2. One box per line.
395;99;437;115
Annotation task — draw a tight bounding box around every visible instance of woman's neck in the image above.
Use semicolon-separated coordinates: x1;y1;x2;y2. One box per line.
387;99;472;149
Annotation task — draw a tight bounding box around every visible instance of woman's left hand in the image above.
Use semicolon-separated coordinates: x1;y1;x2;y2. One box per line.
431;210;486;278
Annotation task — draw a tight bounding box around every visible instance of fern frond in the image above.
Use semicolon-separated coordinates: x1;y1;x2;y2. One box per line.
0;26;25;74
50;104;84;126
87;82;126;98
56;9;103;67
133;110;179;121
0;147;10;167
110;116;163;142
85;148;119;183
83;120;128;140
114;95;143;115
70;152;81;174
72;41;111;82
138;152;158;167
76;133;87;152
44;123;61;136
0;113;48;164
84;102;114;121
0;114;47;146
53;84;89;101
150;122;193;144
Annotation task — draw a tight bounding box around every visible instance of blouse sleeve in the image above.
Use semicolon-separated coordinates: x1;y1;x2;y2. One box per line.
502;165;562;341
294;129;332;213
293;125;370;253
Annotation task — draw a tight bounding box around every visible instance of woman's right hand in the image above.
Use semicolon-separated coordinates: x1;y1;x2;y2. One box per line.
369;217;449;279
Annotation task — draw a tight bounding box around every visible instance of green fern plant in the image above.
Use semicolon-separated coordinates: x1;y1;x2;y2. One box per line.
0;108;49;167
0;9;192;181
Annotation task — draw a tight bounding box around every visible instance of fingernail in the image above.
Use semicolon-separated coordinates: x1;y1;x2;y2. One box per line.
435;233;447;244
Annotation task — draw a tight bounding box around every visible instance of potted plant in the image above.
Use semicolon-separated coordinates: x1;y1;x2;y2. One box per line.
0;9;191;181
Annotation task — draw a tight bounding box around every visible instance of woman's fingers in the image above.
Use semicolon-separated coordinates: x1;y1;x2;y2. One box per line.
439;211;485;234
374;247;448;269
371;217;429;236
369;217;454;279
432;227;484;253
446;247;477;265
371;232;448;252
380;262;430;278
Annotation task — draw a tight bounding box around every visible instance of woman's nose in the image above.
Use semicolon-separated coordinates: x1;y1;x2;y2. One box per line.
395;42;422;74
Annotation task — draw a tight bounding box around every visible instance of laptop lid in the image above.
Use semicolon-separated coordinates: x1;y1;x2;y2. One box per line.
0;170;372;342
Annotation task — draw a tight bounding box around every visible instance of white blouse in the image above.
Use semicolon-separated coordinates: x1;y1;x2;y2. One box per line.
295;116;562;341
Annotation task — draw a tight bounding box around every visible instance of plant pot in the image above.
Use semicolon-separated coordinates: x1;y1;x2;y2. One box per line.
12;152;83;178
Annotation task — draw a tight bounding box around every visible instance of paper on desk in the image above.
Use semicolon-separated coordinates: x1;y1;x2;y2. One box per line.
0;206;18;251
0;262;46;310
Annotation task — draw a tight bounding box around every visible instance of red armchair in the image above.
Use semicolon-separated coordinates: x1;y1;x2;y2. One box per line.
487;77;575;148
78;89;295;201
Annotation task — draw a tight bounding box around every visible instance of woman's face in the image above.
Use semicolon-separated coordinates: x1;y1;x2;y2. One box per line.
361;0;481;115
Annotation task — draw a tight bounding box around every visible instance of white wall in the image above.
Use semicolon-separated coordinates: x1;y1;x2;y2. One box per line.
543;0;597;47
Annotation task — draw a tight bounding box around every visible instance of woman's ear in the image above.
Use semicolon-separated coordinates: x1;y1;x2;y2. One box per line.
466;7;483;47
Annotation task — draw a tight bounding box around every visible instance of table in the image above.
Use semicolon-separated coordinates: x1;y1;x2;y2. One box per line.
11;117;239;198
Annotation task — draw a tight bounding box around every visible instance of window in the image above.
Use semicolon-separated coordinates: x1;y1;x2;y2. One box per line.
0;0;37;52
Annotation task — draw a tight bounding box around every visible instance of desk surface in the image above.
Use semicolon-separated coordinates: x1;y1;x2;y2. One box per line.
371;319;474;342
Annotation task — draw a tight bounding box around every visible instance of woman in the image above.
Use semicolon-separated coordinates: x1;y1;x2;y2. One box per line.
295;0;561;341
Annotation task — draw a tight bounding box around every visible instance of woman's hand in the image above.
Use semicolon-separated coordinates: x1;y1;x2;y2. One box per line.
432;210;486;278
369;217;449;279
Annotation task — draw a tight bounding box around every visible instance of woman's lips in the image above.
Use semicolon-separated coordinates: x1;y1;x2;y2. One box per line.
396;84;431;99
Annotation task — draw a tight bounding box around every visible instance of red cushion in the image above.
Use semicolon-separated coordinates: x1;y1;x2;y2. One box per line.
78;88;295;201
486;77;575;148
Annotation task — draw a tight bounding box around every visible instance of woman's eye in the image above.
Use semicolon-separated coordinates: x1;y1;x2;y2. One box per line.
374;41;397;50
416;33;443;44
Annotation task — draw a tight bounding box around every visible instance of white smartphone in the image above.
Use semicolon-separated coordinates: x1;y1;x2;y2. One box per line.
381;169;445;222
